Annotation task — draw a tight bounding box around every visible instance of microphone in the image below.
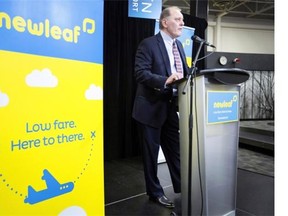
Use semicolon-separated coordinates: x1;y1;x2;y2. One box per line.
192;35;216;48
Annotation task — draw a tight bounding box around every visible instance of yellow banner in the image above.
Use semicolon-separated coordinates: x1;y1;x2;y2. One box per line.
0;50;104;215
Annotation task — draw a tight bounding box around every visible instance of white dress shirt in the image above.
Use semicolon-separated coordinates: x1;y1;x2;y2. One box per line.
160;30;183;75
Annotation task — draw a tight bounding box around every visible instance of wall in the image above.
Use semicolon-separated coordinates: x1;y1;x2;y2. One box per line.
207;17;274;54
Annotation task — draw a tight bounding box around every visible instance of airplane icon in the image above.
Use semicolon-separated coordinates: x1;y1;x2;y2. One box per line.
24;169;74;204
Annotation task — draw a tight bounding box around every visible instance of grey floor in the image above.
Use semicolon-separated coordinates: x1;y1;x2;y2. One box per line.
238;147;274;177
104;148;274;216
105;121;274;215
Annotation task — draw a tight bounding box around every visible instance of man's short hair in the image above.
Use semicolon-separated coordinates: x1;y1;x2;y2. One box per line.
159;6;181;30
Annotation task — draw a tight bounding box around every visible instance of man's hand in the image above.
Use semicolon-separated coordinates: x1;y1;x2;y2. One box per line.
165;72;183;86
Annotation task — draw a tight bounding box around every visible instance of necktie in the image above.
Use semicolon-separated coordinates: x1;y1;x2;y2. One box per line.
172;41;183;78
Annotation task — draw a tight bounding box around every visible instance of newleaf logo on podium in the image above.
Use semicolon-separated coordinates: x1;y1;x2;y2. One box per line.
207;91;239;124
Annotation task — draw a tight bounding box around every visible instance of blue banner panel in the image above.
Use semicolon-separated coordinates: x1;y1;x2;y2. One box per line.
128;0;162;19
207;91;239;124
0;0;103;64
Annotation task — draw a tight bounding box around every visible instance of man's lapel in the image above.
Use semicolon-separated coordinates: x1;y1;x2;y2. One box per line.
156;33;172;76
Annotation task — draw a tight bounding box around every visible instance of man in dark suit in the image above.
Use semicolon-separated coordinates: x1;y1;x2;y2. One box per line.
132;6;190;208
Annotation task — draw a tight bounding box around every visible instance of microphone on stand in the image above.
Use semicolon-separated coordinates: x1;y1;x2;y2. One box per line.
192;35;216;48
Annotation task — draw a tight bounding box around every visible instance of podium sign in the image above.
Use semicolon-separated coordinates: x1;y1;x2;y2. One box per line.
207;91;239;124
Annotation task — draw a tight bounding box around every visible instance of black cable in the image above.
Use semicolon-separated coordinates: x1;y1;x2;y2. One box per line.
193;68;204;216
197;50;215;62
187;77;193;216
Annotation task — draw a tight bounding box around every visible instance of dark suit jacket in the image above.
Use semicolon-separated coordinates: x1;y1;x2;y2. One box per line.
132;32;190;128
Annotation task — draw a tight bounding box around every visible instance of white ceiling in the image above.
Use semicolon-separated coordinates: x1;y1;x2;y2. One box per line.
162;0;274;21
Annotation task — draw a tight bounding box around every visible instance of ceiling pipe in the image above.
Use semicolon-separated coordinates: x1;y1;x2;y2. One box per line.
247;4;274;18
215;11;227;51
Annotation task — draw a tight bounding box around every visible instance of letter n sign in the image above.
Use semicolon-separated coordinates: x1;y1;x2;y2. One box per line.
128;0;162;19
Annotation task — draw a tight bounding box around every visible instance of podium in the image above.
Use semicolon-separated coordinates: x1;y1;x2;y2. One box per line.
177;68;250;216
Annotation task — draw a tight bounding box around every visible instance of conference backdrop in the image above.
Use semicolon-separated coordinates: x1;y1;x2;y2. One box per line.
0;0;104;215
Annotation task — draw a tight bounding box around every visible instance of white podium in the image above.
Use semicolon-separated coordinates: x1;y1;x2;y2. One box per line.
177;68;250;216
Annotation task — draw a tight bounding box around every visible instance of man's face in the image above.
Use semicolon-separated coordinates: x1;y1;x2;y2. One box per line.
163;9;184;39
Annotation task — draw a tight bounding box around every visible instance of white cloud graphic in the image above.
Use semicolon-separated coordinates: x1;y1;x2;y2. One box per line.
85;84;103;100
58;206;87;216
26;68;58;87
0;91;9;107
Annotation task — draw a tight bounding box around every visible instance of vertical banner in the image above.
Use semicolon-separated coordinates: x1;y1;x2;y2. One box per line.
154;20;195;67
128;0;162;19
0;0;104;215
